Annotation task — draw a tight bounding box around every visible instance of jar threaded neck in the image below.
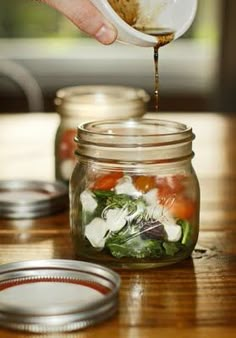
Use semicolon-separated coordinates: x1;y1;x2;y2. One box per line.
75;118;194;163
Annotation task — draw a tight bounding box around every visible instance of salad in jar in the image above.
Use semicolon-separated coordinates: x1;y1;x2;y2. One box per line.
75;170;199;263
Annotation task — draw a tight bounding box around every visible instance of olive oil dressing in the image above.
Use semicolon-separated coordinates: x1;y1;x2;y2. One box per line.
138;29;175;110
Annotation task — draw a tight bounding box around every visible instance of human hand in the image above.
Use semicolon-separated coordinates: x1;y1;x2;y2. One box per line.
41;0;117;44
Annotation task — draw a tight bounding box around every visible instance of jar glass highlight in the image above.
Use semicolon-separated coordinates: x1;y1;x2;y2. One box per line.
70;119;200;269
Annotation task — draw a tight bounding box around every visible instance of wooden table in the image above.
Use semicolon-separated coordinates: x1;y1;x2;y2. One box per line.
0;112;235;338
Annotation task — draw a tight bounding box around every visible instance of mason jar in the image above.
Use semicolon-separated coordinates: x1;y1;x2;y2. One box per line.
70;119;200;269
55;85;150;183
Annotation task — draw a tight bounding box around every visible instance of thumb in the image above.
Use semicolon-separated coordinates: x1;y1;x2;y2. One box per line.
42;0;117;45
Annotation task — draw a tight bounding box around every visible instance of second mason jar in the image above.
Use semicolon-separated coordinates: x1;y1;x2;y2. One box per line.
70;119;200;269
55;85;150;182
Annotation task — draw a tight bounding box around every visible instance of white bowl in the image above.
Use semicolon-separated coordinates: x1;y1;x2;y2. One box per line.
90;0;198;47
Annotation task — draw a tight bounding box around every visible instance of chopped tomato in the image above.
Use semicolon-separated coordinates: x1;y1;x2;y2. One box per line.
58;129;76;160
92;172;123;190
169;197;196;220
133;175;156;193
157;175;186;198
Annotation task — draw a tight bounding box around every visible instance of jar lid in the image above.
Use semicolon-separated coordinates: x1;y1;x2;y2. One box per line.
0;180;68;219
0;259;120;333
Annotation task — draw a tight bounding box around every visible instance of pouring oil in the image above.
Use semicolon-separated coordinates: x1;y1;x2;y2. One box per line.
137;28;175;111
108;0;175;111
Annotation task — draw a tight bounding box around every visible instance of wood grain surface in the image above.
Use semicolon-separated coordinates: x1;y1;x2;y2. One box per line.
0;112;235;338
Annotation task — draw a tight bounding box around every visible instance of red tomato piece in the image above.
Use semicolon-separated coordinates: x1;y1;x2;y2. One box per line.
157;175;186;198
169;197;196;220
92;172;123;190
133;176;157;193
58;129;76;160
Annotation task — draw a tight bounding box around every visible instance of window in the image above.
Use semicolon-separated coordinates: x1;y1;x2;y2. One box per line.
0;0;221;112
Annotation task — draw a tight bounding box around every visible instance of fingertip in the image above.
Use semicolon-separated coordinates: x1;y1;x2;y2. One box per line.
95;23;117;45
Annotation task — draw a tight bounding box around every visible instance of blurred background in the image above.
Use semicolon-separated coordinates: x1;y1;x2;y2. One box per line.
0;0;235;113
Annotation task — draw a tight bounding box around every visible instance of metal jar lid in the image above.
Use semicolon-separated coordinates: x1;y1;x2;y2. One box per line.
0;180;68;219
0;259;120;333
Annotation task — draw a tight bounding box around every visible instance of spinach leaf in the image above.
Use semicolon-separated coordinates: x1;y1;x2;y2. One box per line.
92;190;115;218
107;237;164;259
163;242;181;256
105;225;164;259
106;193;143;213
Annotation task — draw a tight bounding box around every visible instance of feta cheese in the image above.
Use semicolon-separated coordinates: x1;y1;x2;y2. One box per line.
85;217;107;248
105;208;129;232
80;190;98;213
164;224;182;242
60;159;75;181
143;188;158;206
146;204;163;219
115;176;140;196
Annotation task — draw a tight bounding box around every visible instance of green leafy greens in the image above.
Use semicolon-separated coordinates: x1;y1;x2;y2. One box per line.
85;190;192;259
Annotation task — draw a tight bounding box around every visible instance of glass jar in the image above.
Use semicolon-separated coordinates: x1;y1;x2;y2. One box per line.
70;119;200;269
55;85;150;183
